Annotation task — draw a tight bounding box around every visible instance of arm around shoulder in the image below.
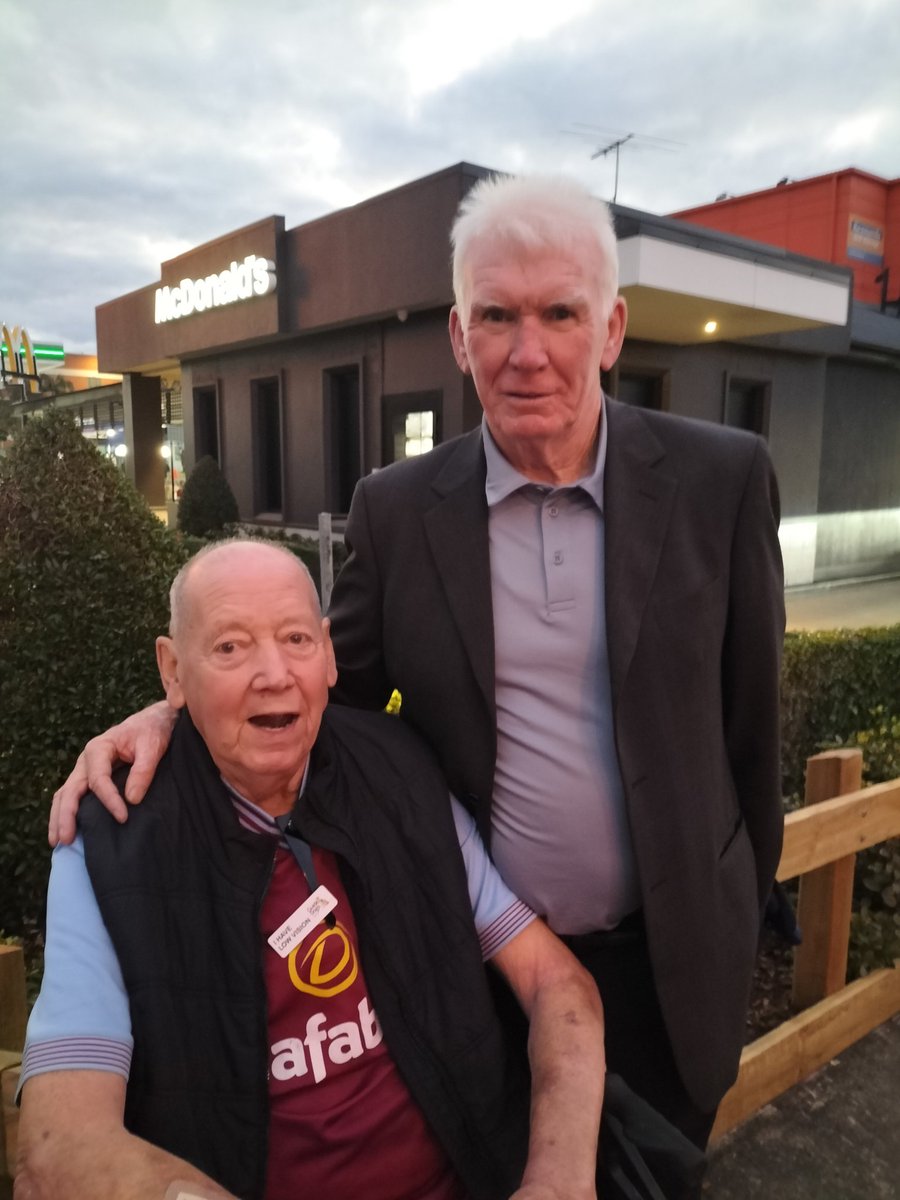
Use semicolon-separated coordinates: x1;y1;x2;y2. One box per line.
16;1072;237;1200
49;701;178;847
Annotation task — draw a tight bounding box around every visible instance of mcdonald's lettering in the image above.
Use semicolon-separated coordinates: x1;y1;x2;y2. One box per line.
154;254;276;324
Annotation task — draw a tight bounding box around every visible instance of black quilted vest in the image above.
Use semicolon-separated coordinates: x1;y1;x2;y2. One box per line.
80;706;529;1200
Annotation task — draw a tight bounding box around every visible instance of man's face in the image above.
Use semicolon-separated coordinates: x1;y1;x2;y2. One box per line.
449;238;626;479
156;545;337;810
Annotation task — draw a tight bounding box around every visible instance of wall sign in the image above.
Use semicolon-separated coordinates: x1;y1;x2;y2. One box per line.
155;254;276;324
847;215;884;266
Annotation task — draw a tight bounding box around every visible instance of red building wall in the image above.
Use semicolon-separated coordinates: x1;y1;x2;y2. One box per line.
672;169;900;306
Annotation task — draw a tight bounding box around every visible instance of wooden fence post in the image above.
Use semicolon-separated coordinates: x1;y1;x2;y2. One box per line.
0;946;26;1056
791;748;863;1009
0;944;26;1187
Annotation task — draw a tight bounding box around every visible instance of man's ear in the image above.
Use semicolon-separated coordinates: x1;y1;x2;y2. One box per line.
320;618;338;689
600;295;628;372
156;637;186;709
448;306;470;374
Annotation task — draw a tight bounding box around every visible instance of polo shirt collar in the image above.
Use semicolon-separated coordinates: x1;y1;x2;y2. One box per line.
482;400;608;511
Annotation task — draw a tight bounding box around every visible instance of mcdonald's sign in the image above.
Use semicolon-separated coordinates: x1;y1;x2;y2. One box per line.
0;325;42;394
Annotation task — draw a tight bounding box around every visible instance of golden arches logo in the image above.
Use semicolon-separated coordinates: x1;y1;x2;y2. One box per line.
288;922;358;997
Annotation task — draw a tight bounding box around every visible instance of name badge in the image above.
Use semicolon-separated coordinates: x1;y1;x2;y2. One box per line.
267;886;338;958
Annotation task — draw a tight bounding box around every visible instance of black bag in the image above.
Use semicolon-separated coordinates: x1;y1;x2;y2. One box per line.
598;1074;707;1200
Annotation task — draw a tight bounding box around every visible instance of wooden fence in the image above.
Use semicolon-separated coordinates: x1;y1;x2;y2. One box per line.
0;943;26;1194
712;748;900;1139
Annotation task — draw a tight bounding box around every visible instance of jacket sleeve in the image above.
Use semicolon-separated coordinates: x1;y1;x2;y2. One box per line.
328;479;395;711
721;435;786;907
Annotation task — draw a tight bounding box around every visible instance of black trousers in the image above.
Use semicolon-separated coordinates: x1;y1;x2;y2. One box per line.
562;916;717;1199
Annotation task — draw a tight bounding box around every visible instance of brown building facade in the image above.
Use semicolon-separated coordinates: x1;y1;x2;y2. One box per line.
95;162;900;585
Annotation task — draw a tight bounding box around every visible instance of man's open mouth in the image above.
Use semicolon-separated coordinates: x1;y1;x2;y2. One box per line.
248;714;298;729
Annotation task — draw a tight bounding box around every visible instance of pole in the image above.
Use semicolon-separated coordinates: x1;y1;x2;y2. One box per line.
318;512;334;611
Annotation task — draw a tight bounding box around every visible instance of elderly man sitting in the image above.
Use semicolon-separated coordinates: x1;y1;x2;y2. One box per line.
16;539;604;1200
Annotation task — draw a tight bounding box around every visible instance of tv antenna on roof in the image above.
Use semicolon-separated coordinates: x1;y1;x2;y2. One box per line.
564;125;685;203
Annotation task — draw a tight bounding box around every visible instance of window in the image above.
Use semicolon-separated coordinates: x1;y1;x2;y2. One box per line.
608;367;669;411
323;365;362;514
382;391;442;465
193;385;220;463
723;376;770;437
252;376;283;514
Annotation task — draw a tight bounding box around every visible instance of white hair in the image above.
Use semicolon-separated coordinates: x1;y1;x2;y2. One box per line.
168;537;320;639
450;173;619;320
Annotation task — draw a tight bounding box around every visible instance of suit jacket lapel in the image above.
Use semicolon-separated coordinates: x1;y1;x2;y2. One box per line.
423;430;496;715
604;399;678;706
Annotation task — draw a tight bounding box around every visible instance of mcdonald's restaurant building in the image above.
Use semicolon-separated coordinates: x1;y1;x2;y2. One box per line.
95;162;900;587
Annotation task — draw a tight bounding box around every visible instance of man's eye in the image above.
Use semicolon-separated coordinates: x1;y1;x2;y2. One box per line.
481;307;512;323
215;642;236;656
287;632;313;651
546;305;574;321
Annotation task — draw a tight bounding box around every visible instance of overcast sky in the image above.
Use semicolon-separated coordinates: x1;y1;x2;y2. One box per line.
4;0;898;354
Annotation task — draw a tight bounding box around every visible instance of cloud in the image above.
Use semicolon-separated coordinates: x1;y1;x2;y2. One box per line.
2;0;898;351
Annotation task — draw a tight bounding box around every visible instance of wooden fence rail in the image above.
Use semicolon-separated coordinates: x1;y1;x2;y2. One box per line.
712;748;900;1140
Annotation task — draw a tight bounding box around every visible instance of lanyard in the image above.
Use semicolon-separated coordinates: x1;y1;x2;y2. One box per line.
274;814;336;929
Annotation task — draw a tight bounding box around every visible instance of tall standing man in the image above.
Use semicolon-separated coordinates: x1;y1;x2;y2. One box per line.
52;174;785;1168
313;174;784;1152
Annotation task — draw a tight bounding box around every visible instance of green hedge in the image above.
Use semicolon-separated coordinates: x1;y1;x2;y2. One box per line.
0;411;190;943
781;628;900;977
177;454;239;536
781;627;900;797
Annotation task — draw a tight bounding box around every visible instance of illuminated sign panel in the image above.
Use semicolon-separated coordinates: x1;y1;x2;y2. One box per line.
0;324;43;393
847;215;884;266
155;254;276;324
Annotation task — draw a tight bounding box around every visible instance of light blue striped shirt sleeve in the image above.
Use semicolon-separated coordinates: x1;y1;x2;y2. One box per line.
19;835;132;1093
450;795;536;959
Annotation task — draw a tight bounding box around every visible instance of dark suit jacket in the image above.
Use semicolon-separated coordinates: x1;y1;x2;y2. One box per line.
327;398;786;1111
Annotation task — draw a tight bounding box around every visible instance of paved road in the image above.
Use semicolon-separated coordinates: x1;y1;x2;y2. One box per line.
785;576;900;631
705;1014;900;1198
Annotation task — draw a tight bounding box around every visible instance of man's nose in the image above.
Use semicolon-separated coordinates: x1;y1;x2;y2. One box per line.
508;317;548;369
251;642;292;688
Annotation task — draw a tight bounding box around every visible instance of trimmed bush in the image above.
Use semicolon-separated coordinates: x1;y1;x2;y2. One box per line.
781;628;900;797
177;454;239;536
0;410;189;943
781;628;900;978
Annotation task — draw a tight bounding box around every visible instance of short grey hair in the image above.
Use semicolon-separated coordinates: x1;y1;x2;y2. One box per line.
450;173;619;320
168;537;320;640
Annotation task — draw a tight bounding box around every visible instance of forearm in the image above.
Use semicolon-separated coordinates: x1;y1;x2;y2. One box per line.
16;1073;236;1200
16;1137;237;1200
16;1126;237;1200
517;969;605;1200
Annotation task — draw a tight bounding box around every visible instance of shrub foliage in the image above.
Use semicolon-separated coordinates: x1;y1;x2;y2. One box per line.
177;454;239;536
780;628;900;797
0;410;189;940
781;628;900;978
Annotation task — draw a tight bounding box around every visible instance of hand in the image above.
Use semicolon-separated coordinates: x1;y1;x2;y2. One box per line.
510;1184;596;1200
49;702;178;846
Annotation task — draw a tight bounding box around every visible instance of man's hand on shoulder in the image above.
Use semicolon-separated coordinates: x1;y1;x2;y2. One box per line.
49;701;178;847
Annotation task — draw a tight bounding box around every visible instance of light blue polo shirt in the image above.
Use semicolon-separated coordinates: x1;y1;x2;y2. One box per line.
484;411;641;934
